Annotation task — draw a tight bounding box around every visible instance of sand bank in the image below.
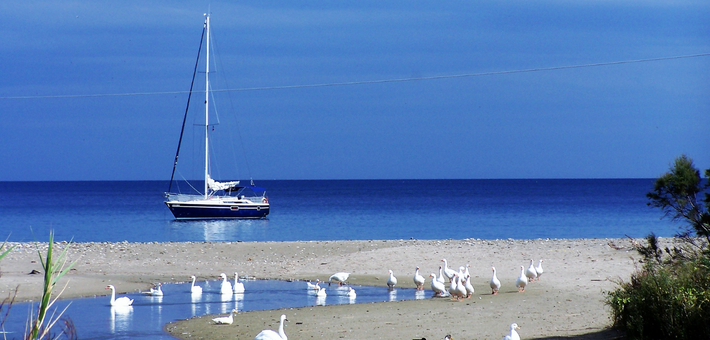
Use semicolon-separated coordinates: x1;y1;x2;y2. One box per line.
0;238;646;339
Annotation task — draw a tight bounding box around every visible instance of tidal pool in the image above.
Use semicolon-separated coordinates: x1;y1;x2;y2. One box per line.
1;279;424;339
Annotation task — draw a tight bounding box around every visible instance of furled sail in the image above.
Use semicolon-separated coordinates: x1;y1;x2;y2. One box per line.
207;175;240;192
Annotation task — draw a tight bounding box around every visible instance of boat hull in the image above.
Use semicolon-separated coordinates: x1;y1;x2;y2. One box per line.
165;201;269;220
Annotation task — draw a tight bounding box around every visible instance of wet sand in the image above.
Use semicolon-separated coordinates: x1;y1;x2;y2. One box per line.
0;238;645;339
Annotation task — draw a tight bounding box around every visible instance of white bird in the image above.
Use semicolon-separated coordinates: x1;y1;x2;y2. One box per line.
212;309;237;325
430;273;446;296
502;323;521;340
437;266;446;285
464;275;474;298
525;259;538;282
413;267;425;290
450;274;466;301
535;259;544;280
105;285;133;307
347;287;356;298
233;272;245;294
316;287;327;297
387;269;398;289
490;267;501;295
306;279;321;290
328;272;350;286
219;273;233;294
254;314;288;340
444;335;453;340
143;283;163;296
190;275;202;294
441;259;456;282
516;266;528;292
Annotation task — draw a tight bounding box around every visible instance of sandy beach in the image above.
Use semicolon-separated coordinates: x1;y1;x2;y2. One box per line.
0;238;647;339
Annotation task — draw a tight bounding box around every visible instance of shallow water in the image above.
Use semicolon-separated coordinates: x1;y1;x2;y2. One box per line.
1;279;421;339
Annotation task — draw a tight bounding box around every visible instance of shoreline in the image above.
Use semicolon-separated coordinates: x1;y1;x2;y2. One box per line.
0;238;648;339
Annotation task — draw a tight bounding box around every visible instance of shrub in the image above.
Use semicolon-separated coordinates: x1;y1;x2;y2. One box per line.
606;235;710;339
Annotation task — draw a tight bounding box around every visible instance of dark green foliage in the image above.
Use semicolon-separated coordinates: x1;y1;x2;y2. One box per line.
646;155;710;242
606;155;710;339
606;247;710;339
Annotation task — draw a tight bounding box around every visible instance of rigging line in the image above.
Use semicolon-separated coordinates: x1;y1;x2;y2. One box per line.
167;21;206;194
2;52;709;100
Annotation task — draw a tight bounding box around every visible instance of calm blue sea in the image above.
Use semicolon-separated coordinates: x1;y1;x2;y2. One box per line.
0;179;677;243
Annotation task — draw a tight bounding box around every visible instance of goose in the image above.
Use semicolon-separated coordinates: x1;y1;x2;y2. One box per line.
535;259;544;280
441;259;456;282
464;275;474;298
516;266;527;292
502;323;521;340
490;267;501;295
444;335;453;340
413;267;425;291
437;266;446;285
219;273;233;295
306;279;321;290
190;275;202;294
463;264;471;279
254;314;288;340
430;273;446;296
212;309;237;325
143;283;163;296
316;287;327;297
233;272;245;294
328;272;350;286
105;285;133;306
347;287;356;298
525;259;537;282
386;270;397;289
450;274;466;301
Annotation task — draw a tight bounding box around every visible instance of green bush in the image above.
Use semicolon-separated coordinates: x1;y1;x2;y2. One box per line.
606;242;710;339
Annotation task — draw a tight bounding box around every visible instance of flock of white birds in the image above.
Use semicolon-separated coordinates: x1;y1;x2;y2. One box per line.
103;259;544;340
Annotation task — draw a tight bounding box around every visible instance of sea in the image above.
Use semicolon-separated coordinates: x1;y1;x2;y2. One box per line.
0;179;678;243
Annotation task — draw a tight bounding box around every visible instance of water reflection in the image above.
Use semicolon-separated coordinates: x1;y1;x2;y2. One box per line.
110;305;133;334
389;289;397;301
4;279;418;340
169;219;270;242
415;290;426;300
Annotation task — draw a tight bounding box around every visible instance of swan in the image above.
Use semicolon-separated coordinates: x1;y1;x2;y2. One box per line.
306;279;321;290
437;266;446;285
490;267;501;295
535;259;544;280
328;272;350;286
143;283;163;296
525;259;537;282
105;285;133;307
347;287;356;298
212;309;238;325
430;273;446;296
516;266;528;292
219;273;233;295
441;259;456;282
413;267;425;290
464;275;474;298
233;272;245;294
254;314;288;340
190;275;203;294
316;287;327;297
502;323;520;340
387;269;397;289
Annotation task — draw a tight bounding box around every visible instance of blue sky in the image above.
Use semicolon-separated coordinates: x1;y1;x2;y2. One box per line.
1;1;708;181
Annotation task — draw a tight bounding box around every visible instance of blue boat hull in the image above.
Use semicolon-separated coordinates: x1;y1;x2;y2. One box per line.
165;202;269;220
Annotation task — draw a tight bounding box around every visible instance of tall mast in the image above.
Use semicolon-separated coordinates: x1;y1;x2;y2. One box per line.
204;14;210;199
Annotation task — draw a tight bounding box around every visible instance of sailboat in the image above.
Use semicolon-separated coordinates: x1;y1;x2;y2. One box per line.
164;14;269;220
